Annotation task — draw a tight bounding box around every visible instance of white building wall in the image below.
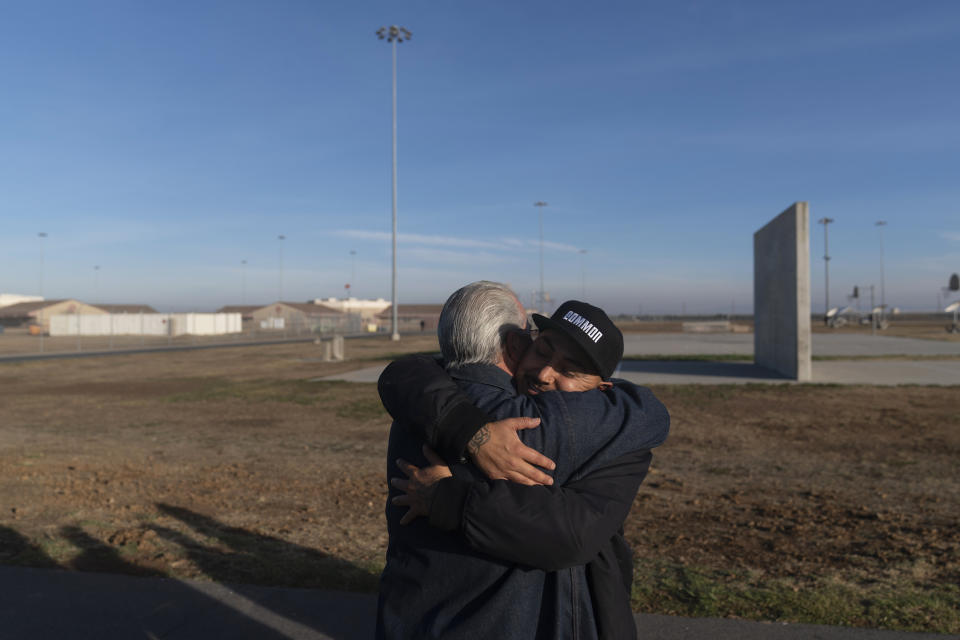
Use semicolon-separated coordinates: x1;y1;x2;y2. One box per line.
0;294;43;309
49;313;241;337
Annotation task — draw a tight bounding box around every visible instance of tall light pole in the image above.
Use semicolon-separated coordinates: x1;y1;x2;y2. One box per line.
349;250;357;297
377;25;411;341
818;217;834;323
534;201;548;310
38;232;48;352
277;235;285;302
875;220;887;320
241;259;247;305
578;249;587;299
94;265;100;302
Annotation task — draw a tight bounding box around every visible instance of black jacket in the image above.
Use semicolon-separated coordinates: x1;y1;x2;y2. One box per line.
375;356;669;639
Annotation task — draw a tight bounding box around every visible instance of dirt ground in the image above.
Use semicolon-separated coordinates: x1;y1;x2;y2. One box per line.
0;336;957;631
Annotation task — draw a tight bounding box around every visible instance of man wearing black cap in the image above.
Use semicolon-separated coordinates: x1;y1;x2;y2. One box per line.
515;300;624;396
376;283;669;640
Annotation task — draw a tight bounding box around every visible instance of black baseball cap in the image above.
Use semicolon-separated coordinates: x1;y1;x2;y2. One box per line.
532;300;624;379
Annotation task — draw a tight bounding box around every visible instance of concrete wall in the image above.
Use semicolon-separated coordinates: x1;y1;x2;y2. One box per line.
753;202;812;381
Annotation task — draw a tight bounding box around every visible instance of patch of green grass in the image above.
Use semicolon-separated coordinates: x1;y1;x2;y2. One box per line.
631;560;960;634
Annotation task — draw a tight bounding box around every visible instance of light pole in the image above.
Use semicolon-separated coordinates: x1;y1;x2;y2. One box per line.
277;235;285;302
818;217;834;324
38;232;48;352
241;260;247;305
534;201;548;310
349;250;357;297
377;25;411;341
94;265;100;302
578;249;587;299
875;220;887;322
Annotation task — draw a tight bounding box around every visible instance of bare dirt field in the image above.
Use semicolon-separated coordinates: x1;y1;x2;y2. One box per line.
1;337;957;633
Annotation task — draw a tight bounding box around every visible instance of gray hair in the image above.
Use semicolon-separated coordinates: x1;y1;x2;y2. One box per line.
438;281;527;367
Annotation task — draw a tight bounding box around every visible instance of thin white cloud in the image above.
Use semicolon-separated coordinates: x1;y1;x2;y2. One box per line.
542;240;581;253
334;229;581;253
940;231;960;243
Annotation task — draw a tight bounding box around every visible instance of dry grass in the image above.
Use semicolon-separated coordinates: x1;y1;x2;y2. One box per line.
0;337;957;632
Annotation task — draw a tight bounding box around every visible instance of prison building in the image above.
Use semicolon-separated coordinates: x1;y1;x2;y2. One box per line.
0;299;105;332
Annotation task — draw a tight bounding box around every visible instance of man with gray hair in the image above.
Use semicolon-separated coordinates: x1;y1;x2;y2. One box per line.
376;281;669;639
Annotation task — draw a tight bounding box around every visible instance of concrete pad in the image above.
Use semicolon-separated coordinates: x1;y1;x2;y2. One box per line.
0;566;952;640
621;333;960;357
318;358;960;386
614;359;960;386
0;565;374;640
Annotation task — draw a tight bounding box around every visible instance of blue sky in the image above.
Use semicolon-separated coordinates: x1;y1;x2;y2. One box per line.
1;1;958;313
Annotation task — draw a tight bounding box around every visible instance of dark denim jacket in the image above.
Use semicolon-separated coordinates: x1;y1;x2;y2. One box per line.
376;362;669;640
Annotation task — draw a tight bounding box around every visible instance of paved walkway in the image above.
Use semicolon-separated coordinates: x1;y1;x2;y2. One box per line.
2;566;954;640
620;333;960;357
318;359;960;386
317;333;960;386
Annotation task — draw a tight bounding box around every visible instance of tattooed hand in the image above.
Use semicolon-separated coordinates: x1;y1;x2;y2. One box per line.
465;417;556;486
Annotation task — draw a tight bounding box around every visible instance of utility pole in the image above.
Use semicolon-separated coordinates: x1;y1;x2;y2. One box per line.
875;221;887;325
818;217;834;324
578;249;587;299
377;25;411;341
534;201;548;310
241;260;247;305
38;232;48;353
277;235;285;302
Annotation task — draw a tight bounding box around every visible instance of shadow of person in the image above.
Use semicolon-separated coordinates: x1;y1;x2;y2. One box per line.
0;525;60;569
153;503;378;592
0;525;329;640
150;503;378;639
60;525;165;577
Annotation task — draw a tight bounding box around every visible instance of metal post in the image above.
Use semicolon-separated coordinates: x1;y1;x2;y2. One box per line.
37;232;47;353
277;235;285;302
876;221;887;324
870;285;876;336
818;217;833;324
578;249;587;299
350;250;357;294
241;259;247;305
534;201;548;310
378;25;410;341
391;37;399;340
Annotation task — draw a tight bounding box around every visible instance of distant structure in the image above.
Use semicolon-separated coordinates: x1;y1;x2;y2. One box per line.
375;304;443;333
754;202;812;381
252;302;358;334
0;293;43;309
0;299;104;332
313;297;391;321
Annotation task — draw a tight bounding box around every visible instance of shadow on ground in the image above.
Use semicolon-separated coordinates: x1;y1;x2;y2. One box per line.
0;513;378;639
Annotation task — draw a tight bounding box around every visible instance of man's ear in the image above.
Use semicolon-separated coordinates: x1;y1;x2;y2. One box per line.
597;380;613;391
